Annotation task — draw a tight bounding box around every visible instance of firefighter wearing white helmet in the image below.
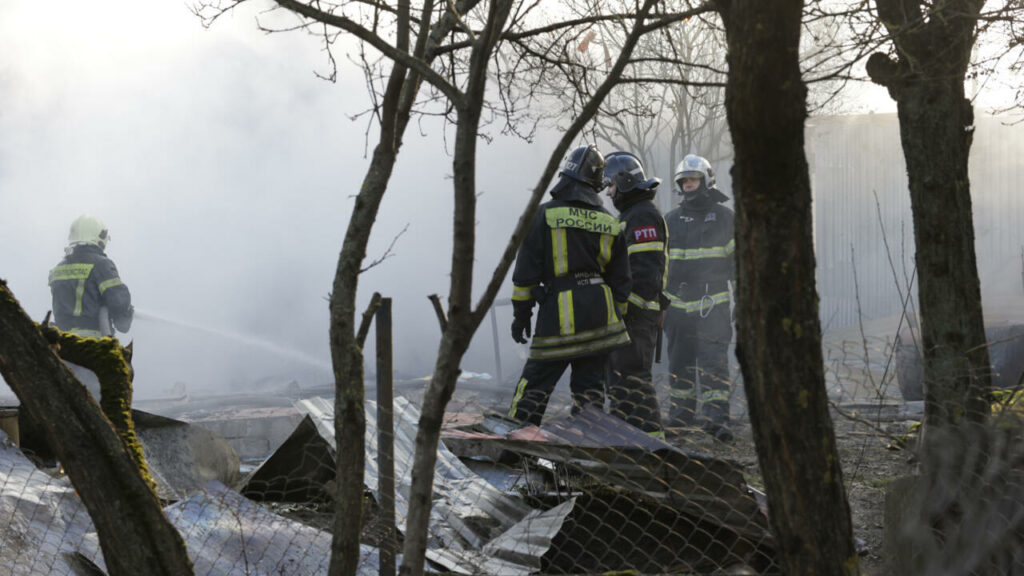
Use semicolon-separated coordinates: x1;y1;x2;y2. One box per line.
49;215;134;339
663;154;736;442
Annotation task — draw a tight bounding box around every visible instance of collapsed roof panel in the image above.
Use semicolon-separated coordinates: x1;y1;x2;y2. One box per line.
165;480;380;576
240;396;572;575
427;498;577;576
0;429;374;576
450;406;767;533
132;409;240;499
291;396;533;547
239;415;335;503
0;432;104;575
442;406;779;573
231;395;777;574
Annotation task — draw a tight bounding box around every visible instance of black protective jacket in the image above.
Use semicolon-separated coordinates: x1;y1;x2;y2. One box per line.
49;244;133;336
615;189;668;313
511;179;632;360
663;188;735;314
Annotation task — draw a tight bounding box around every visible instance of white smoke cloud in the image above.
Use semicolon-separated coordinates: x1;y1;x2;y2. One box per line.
0;0;556;399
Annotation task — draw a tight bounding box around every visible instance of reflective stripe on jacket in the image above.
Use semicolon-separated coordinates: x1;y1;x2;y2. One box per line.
511;196;631;360
663;198;735;313
618;194;668;312
49;244;132;334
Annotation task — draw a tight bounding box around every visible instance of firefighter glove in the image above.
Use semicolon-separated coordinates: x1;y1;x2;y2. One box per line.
511;317;532;344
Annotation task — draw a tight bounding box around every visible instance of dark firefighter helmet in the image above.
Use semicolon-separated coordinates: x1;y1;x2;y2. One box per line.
604;151;660;194
559;144;607;191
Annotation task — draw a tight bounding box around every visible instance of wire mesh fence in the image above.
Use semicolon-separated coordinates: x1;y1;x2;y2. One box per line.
2;387;777;575
3;321;1024;575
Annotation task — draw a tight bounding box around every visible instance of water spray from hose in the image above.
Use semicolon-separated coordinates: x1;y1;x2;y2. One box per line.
132;308;332;373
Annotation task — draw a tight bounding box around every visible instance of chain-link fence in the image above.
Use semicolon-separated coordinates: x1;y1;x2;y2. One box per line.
1;389;777;575
4;318;1024;575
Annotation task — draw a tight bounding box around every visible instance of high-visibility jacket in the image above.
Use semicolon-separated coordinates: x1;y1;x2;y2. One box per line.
511;184;631;361
663;190;735;314
616;189;668;313
49;244;133;337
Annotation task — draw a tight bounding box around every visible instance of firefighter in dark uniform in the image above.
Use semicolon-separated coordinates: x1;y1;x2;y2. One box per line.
508;145;632;427
663;155;735;441
49;215;134;396
50;215;134;337
602;151;666;438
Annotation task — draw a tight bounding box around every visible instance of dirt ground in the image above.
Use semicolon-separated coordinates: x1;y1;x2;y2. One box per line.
833;411;915;576
652;318;917;576
664;407;913;576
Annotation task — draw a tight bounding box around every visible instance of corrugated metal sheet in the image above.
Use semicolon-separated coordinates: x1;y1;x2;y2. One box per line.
443;406;776;573
164;481;376;576
469;406;770;543
0;429;374;576
244;397;566;576
289;396;533;548
0;433;101;575
807;113;1024;329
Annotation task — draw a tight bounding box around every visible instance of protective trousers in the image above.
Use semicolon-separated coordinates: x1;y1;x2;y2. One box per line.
665;303;733;428
607;308;664;436
508;354;607;427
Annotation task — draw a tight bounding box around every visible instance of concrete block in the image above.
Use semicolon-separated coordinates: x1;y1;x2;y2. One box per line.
883;474;923;576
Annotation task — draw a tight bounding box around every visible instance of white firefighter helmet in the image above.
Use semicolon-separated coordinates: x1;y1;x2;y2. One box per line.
68;215;109;250
674;154;715;189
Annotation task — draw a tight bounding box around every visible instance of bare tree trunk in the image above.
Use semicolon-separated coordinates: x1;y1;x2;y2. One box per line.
398;2;679;574
327;4;424;573
319;2;489;573
0;282;193;576
398;3;513;574
716;1;860;574
900;85;990;427
865;3;992;574
328;126;399;576
866;0;990;429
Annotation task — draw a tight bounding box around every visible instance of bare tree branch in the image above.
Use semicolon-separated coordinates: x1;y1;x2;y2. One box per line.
360;223;410;272
274;0;466;106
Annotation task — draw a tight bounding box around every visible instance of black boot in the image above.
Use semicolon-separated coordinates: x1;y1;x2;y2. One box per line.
701;420;734;443
667;397;697;428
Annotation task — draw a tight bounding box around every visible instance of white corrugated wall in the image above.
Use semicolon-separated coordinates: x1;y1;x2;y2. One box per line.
808;113;1024;329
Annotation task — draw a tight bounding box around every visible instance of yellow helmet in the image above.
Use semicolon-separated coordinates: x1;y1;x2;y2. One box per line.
68;215;109;250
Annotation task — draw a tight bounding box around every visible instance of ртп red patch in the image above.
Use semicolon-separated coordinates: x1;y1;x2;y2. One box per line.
633;225;659;242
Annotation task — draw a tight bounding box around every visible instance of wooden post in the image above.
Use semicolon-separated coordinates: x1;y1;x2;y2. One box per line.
489;305;503;385
376;297;396;576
